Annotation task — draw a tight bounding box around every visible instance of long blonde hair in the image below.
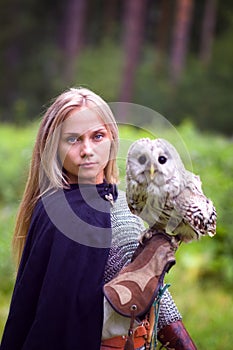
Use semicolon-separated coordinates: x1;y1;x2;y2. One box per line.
13;87;119;267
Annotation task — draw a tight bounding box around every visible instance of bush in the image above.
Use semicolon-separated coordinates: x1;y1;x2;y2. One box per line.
0;123;37;204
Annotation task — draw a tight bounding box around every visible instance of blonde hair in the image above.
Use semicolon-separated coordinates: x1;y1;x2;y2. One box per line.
13;87;119;267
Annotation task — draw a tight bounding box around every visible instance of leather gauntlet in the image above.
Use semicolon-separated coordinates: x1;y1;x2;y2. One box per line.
158;320;197;350
104;231;177;318
103;230;178;349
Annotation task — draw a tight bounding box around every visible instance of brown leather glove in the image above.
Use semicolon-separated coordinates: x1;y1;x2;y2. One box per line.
104;230;177;318
103;230;178;350
158;320;197;350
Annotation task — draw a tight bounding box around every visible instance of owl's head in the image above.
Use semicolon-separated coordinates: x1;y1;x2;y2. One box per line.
126;138;186;186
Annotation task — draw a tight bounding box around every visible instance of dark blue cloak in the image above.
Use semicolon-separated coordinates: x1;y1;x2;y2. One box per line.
0;183;117;350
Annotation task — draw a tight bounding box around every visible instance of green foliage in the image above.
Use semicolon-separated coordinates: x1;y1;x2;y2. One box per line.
0;123;37;203
0;121;232;348
177;121;233;288
1;29;233;135
134;20;233;136
0;206;15;293
163;261;233;350
72;39;123;102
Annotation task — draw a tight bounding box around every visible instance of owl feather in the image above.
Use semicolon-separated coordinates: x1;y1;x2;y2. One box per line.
126;138;217;243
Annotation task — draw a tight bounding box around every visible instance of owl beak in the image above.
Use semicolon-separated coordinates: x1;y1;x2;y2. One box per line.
150;164;156;180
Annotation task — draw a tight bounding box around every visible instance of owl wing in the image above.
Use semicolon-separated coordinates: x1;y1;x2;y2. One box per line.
173;173;217;240
126;178;148;217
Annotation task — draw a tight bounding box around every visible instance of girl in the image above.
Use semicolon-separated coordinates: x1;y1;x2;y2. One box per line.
0;88;196;350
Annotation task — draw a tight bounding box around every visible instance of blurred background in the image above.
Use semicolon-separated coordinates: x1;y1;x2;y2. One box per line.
0;0;233;348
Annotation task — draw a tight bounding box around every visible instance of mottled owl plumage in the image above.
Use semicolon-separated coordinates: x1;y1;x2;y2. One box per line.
126;138;217;243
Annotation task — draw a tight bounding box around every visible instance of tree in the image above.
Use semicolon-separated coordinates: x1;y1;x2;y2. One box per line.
199;0;217;65
155;0;173;70
169;0;194;84
119;0;147;103
103;0;119;38
59;0;88;83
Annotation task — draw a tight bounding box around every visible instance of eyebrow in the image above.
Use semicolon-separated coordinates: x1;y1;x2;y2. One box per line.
63;127;108;136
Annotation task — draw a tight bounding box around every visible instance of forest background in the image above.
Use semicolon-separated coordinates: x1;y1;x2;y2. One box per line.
0;0;233;349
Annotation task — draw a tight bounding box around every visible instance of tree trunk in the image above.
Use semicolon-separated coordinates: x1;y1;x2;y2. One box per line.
199;0;217;65
155;0;173;70
1;0;22;121
170;0;194;85
60;0;88;83
119;0;147;103
103;0;119;37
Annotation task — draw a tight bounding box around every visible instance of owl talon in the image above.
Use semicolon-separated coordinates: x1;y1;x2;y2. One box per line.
139;229;153;244
138;229;180;254
170;236;181;251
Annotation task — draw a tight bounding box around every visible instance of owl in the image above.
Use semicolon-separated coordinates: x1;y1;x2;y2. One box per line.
126;138;217;243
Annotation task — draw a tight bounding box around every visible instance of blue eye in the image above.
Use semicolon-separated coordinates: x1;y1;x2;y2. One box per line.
67;136;78;144
94;134;103;140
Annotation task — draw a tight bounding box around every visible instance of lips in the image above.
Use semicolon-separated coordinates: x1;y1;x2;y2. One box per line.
79;162;97;168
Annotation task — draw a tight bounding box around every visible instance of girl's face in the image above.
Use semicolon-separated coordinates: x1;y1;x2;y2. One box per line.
58;107;112;184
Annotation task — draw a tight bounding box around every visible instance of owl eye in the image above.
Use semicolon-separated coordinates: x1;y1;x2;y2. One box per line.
158;155;167;164
138;155;147;165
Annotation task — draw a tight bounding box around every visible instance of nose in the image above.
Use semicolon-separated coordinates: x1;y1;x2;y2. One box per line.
80;138;93;158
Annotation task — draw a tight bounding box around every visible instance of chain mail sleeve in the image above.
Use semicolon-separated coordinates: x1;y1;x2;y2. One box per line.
104;190;144;284
103;190;182;338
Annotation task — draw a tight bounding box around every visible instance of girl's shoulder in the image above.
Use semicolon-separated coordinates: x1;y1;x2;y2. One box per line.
114;189;128;206
111;189;145;244
32;190;62;221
